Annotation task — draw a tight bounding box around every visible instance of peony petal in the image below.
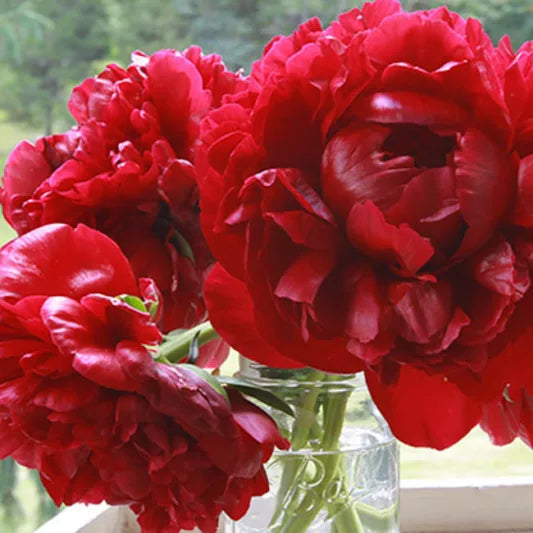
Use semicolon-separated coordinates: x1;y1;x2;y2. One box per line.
241;168;336;226
40;296;105;355
468;236;529;298
519;390;533;447
321;123;418;219
389;281;453;344
385;167;462;257
265;210;338;251
194;337;230;369
363;12;473;72
275;250;337;305
73;341;151;392
481;392;521;446
158;158;197;209
343;265;383;343
353;91;468;127
80;294;162;346
147;50;210;157
347;201;434;276
1;141;52;233
0;224;138;303
454;129;515;258
0;423;30;460
204;263;303;369
252;77;324;171
467;292;533;401
326;0;402;43
33;375;99;412
366;365;481;449
245;262;364;373
228;389;289;451
512;154;533;227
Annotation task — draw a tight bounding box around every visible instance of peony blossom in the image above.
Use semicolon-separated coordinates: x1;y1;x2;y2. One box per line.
200;0;533;448
477;39;533;446
0;224;288;533
1;48;246;341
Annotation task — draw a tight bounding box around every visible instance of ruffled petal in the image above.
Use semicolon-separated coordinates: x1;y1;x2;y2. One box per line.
0;224;138;303
321;123;417;218
204;263;302;369
454;129;515;257
389;280;453;344
353;91;468;127
363;12;473;71
146;50;210;157
512;154;533;227
347;201;434;276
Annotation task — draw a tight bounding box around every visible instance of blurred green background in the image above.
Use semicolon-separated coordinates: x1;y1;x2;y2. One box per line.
0;0;531;531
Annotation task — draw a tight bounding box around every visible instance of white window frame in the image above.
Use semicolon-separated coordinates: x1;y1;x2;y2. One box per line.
35;477;533;533
401;477;533;532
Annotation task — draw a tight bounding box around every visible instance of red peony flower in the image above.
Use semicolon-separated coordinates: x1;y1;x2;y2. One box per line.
481;384;533;447
476;39;533;447
0;224;288;533
1;48;246;341
200;0;533;448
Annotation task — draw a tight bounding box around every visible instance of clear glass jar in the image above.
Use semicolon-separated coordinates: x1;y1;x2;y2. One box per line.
227;358;399;533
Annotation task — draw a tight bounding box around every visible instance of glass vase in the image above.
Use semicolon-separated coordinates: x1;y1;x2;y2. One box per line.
228;358;399;533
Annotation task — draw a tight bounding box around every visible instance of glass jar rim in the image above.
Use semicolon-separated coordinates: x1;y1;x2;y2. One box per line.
237;357;367;390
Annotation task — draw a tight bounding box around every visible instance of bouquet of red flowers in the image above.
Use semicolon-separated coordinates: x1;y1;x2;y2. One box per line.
1;0;533;532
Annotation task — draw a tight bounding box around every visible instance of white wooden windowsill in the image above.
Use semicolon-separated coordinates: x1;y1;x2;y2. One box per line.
35;477;533;533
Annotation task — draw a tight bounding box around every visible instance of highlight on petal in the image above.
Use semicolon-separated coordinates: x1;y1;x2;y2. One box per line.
353;91;468;127
0;224;138;303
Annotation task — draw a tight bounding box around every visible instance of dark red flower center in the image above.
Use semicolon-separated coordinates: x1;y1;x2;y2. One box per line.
381;123;456;169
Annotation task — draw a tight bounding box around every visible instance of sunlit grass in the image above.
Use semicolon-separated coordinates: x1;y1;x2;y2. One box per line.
0;118;34;245
0;114;40;171
401;428;533;480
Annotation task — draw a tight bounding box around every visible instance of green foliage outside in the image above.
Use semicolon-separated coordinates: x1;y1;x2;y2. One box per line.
0;0;530;530
0;0;530;134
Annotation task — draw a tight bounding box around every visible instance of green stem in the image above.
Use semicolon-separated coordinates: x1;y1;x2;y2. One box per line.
291;370;326;449
322;391;365;533
156;321;219;364
269;370;326;527
271;377;365;533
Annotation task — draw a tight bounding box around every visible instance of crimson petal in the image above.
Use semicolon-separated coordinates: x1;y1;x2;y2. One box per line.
512;154;533;227
353;91;468;127
389;280;453;344
0;224;138;303
347;201;434;276
366;365;481;449
321;123;417;219
204;263;303;369
146;50;210;157
454;129;515;258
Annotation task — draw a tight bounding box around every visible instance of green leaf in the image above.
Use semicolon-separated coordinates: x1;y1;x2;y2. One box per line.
503;385;513;403
146;300;159;321
218;376;295;417
117;294;147;313
188;331;200;365
171;229;195;264
163;328;187;340
179;364;229;403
